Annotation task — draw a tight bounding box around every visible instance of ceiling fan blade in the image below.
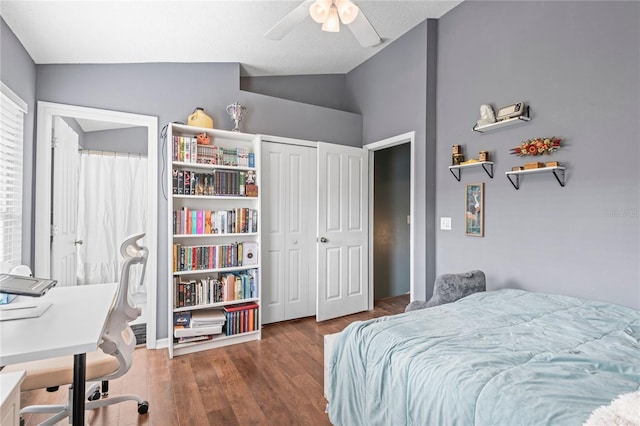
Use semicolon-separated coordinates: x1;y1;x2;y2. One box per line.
347;9;381;47
264;0;315;40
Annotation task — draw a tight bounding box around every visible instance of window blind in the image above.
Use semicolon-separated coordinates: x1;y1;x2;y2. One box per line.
0;83;27;273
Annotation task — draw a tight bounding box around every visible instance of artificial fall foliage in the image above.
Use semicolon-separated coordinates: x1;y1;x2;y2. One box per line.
510;137;561;156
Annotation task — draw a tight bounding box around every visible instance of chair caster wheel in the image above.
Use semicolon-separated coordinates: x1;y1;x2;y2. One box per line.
138;401;149;414
88;389;101;401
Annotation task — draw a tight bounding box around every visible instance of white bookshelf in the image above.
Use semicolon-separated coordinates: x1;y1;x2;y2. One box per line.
166;123;261;358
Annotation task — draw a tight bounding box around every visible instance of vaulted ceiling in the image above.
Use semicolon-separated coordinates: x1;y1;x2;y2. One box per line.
1;0;462;76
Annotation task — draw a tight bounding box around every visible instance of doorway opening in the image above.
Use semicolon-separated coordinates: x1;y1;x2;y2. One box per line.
35;102;158;349
365;132;415;308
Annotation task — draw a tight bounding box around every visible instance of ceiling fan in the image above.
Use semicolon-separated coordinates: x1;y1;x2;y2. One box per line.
265;0;382;47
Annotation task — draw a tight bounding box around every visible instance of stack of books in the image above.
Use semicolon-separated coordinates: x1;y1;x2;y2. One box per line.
173;309;225;343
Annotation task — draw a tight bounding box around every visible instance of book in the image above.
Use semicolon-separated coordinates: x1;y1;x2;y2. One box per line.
190;136;197;163
173;311;191;326
174;323;223;338
184;136;190;162
197;210;204;234
176;335;212;344
224;302;259;312
191;308;225;325
248;268;258;297
177;170;184;194
172;169;178;194
242;242;258;266
184;169;191;194
205;210;212;234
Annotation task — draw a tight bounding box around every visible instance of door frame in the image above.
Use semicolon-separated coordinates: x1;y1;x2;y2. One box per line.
363;132;415;310
34;101;159;349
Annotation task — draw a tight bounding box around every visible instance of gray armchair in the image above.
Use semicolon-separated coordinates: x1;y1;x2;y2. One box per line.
405;270;486;312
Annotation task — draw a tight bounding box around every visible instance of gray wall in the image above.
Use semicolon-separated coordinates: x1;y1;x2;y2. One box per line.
1;18;36;267
82;127;148;155
374;143;410;299
30;62;362;340
436;1;640;308
346;20;438;301
62;117;85;147
241;74;347;111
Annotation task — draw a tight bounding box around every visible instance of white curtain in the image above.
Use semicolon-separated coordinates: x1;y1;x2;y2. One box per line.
76;153;147;295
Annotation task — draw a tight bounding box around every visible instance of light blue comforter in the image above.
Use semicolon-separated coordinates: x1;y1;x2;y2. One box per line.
328;289;640;426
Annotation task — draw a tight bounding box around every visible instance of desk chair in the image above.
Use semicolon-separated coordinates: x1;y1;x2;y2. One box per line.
2;233;150;425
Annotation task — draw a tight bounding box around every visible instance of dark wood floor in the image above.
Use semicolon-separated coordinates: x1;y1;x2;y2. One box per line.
21;294;409;426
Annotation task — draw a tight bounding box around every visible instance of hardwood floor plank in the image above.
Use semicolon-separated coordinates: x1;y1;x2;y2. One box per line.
146;347;179;426
170;357;211;425
18;294;409;425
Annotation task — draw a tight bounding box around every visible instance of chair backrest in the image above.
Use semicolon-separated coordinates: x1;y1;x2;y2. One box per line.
99;233;148;381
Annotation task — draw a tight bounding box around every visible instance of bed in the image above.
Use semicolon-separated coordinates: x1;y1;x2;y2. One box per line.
325;289;640;425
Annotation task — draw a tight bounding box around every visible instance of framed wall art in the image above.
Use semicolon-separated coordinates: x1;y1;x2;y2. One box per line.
465;182;484;237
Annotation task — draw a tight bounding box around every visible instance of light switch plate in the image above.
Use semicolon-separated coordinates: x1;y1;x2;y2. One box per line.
440;217;452;230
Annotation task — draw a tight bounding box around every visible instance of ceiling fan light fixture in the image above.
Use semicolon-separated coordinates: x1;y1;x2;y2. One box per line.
335;0;359;25
321;4;340;32
309;0;332;23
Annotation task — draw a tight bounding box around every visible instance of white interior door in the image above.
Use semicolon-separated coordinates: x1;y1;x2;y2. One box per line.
262;142;317;324
50;116;79;286
316;142;368;321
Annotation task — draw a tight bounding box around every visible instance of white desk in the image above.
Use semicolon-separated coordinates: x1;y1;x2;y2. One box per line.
0;283;117;426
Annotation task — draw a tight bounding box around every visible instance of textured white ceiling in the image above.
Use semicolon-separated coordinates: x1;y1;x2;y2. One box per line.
1;0;462;76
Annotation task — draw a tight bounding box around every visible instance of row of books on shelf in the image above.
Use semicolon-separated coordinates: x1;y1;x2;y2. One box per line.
172;169;258;197
224;303;259;336
173;135;255;167
173;269;258;308
172;302;259;343
172;241;258;272
173;207;258;235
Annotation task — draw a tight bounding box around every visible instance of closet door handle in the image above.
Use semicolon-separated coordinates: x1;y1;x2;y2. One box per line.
320;237;328;243
75;240;83;245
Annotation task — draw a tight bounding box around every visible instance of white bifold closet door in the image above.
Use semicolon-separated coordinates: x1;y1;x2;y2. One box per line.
262;142;317;324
